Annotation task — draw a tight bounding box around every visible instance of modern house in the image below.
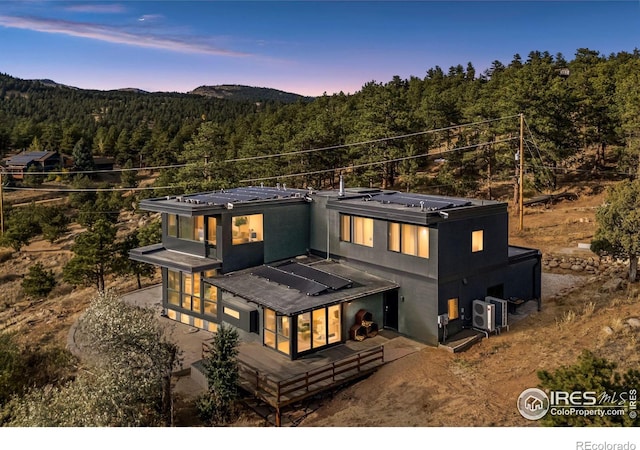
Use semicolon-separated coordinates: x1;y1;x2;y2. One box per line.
2;150;61;180
130;183;541;360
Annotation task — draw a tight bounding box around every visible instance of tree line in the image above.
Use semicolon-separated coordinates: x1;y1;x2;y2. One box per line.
2;47;640;197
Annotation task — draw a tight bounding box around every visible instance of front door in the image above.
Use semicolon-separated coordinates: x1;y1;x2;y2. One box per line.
383;290;399;330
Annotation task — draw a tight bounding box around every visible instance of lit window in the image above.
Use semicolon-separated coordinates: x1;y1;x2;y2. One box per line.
297;313;311;352
232;214;263;245
328;305;341;344
167;270;202;314
389;222;429;258
312;309;327;348
223;307;240;320
388;222;400;252
448;298;459;320
167;214;177;237
264;308;289;355
472;230;484;252
207;217;217;246
340;215;373;247
340;214;351;242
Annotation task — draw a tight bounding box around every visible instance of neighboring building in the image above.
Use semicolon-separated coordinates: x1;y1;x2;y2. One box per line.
2;150;61;180
130;184;541;359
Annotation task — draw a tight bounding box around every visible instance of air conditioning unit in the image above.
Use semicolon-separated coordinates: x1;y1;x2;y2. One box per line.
485;296;508;329
472;299;495;332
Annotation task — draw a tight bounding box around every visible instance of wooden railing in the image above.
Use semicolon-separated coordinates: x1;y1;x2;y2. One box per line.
202;342;385;425
238;345;384;408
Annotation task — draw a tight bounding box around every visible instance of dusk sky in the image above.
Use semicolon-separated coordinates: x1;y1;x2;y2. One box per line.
1;1;639;97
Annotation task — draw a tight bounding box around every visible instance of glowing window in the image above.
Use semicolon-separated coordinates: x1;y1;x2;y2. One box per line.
297;313;311;353
223;307;240;320
341;215;373;247
388;222;400;252
327;305;341;344
472;230;484;252
391;223;429;258
448;298;459;320
207;217;217;246
167;214;177;237
232;214;263;245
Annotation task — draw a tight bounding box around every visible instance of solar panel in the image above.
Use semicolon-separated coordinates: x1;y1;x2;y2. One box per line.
251;265;328;296
370;193;472;210
277;262;352;290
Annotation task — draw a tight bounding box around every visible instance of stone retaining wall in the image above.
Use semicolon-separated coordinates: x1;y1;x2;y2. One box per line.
542;253;628;278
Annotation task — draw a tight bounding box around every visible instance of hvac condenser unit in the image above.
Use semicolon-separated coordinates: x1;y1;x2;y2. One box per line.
485;296;509;330
472;299;495;332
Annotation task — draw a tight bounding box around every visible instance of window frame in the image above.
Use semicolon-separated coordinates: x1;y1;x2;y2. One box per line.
388;221;429;258
472;230;484;253
340;214;373;248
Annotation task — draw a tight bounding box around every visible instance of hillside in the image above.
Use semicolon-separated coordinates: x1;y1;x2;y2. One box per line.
190;84;312;103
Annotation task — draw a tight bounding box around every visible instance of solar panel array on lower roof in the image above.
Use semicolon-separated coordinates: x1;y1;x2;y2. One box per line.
276;261;353;290
251;265;328;296
369;193;472;210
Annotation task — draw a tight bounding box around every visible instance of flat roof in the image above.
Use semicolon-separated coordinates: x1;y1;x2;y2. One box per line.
206;258;398;315
139;185;313;214
129;244;221;272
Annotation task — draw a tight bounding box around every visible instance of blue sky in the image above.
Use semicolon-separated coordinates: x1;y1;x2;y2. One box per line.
0;1;639;96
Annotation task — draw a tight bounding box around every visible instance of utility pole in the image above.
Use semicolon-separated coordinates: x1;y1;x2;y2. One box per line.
519;113;524;232
0;170;4;236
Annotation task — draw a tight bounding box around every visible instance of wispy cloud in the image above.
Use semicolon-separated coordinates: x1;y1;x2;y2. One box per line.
138;14;164;23
0;15;251;57
64;4;127;14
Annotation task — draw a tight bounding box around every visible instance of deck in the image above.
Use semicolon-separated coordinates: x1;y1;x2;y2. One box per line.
200;330;426;426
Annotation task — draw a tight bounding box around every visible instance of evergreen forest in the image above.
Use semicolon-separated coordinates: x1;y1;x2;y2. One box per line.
2;47;640;197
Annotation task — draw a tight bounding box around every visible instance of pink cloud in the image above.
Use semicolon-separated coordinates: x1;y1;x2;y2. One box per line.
0;15;251;57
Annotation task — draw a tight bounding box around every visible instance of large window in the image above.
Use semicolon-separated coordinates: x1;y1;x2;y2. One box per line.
167;270;203;314
232;214;263;245
472;230;484;253
167;214;205;242
203;269;218;318
297;313;311;353
388;222;429;258
298;305;341;353
340;214;373;247
264;308;290;355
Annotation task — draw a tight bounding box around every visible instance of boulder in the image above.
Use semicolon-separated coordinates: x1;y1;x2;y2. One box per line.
600;277;624;293
627;318;640;328
571;265;584;272
602;326;614;335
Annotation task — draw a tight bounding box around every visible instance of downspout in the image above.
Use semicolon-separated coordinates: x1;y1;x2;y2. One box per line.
326;210;330;261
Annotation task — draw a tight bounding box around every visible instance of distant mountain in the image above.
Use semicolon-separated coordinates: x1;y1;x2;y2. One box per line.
190;84;313;103
33;79;78;90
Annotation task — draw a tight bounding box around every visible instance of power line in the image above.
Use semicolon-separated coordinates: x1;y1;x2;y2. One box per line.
4;185;178;193
6;114;520;176
226;115;521;163
240;137;518;183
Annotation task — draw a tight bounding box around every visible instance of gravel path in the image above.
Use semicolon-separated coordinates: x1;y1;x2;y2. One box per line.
541;272;589;299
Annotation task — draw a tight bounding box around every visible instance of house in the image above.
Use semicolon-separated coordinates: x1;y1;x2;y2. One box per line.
130;183;541;359
2;150;61;180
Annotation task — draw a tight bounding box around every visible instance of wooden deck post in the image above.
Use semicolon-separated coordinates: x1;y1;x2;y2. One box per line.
275;407;281;427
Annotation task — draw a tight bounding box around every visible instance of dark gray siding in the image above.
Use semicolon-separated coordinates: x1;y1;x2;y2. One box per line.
436;211;509;282
505;257;542;301
264;203;310;263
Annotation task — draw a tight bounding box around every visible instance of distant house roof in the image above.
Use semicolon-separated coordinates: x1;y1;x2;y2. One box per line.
4;151;59;167
206;258;398;315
